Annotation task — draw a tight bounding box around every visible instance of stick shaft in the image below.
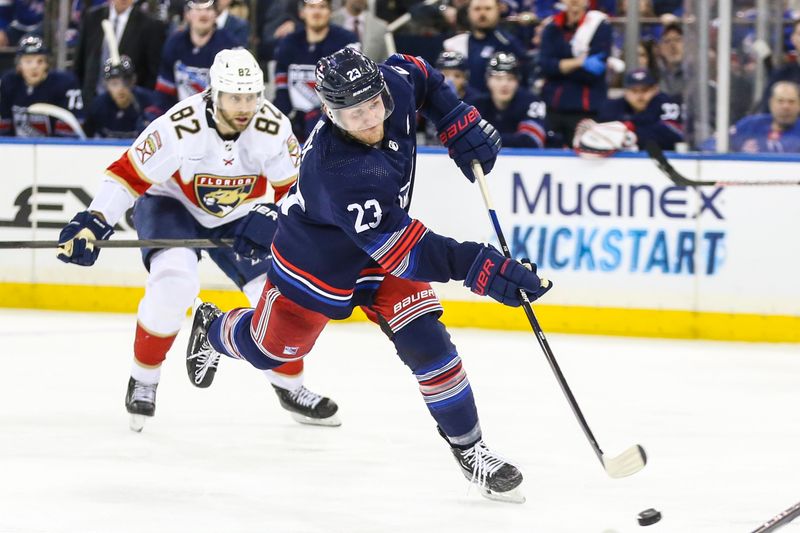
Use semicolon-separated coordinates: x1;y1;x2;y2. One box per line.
471;162;606;465
0;238;234;250
101;18;121;65
751;501;800;533
646;143;800;186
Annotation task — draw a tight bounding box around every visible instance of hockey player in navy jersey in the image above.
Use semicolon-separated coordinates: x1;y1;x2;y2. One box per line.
273;0;358;141
0;35;84;137
155;0;239;108
435;51;480;104
474;52;548;148
84;56;162;138
186;47;552;502
57;49;340;432
596;68;684;151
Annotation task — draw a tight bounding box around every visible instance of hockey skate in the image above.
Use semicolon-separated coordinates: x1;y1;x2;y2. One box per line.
186;302;223;388
272;385;341;427
125;377;157;433
442;429;525;503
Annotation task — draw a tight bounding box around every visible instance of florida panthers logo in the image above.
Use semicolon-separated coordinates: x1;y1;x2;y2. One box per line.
194;174;256;217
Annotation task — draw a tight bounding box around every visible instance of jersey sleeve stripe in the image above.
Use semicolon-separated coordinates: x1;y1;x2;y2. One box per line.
105;151;155;195
369;219;428;273
401;54;428;78
272;181;294;202
155;78;177;96
105;169;143;198
518;121;546;146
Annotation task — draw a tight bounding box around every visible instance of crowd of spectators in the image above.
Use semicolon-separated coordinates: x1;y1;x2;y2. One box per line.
2;0;800;155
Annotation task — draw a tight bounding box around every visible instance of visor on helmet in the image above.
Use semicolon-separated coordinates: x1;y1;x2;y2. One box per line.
325;87;394;132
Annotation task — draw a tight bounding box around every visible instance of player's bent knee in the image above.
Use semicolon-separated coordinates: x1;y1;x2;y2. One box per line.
392;312;457;371
139;249;200;331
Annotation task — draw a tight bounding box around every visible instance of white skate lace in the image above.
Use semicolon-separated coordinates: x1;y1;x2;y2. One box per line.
187;340;220;385
289;386;323;409
131;382;156;404
463;441;507;488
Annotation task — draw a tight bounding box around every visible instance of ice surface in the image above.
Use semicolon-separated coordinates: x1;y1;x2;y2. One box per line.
0;309;798;533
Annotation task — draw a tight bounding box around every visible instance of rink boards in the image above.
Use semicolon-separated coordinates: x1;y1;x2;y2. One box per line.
0;139;798;342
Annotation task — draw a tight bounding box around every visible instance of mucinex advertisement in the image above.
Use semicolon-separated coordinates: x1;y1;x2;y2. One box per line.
1;142;798;319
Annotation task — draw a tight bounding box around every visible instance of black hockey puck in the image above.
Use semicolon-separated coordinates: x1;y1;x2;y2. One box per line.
637;508;662;526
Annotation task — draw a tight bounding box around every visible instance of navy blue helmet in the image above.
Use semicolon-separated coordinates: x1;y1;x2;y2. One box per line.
486;52;518;78
17;34;48;56
435;51;467;71
315;46;387;110
103;55;136;81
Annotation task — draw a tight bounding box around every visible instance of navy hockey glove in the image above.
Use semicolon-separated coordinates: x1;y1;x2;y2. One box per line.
57;210;114;266
464;246;552;307
437;103;501;182
233;203;279;260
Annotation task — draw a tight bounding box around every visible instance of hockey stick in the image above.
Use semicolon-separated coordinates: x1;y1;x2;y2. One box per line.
645;142;800;187
27;103;87;140
751;500;800;533
101;19;121;66
471;161;647;479
0;238;233;249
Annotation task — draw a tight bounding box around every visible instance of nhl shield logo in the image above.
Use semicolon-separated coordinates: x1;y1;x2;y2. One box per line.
195;174;256;217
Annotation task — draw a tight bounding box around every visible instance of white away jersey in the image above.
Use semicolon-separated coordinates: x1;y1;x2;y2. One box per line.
105;92;300;228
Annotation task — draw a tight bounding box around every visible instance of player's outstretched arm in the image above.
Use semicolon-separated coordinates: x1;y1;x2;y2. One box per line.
328;181;550;306
385;54;502;182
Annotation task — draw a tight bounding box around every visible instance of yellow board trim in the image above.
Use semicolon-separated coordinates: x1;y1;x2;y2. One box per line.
0;282;797;343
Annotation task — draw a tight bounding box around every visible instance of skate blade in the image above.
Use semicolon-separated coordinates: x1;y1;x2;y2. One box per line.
289;412;342;427
477;485;526;504
129;414;146;433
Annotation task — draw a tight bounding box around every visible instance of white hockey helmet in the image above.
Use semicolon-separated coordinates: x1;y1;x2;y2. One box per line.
208;48;265;114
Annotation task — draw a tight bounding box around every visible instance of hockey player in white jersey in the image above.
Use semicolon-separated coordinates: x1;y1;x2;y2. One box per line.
57;48;340;432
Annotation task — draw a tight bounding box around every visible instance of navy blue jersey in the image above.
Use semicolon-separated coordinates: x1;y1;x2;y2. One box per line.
419;83;480;145
474;89;547;148
538;11;612;113
0;0;44;34
155;28;239;106
443;30;528;93
268;54;482;319
273;26;359;139
0;69;83;136
597;93;683;150
84;85;162;139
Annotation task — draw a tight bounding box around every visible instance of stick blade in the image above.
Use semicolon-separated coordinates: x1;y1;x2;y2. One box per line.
602;444;647;478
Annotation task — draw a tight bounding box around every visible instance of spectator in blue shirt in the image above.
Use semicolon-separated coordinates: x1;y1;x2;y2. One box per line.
727;81;800;153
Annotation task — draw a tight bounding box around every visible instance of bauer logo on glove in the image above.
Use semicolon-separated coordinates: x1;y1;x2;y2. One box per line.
464;246;552;307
